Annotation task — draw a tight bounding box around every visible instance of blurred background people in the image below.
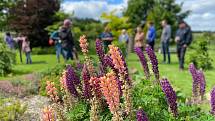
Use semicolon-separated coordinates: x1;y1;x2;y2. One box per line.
146;21;156;50
50;27;63;63
100;26;113;53
175;20;193;70
22;35;32;64
119;29;130;57
161;20;171;64
4;32;15;50
134;26;144;50
58;19;75;62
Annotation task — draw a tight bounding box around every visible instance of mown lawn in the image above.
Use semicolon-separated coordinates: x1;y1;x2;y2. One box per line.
1;48;215;98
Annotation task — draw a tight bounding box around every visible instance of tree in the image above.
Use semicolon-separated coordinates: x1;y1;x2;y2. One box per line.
9;0;60;47
124;0;155;27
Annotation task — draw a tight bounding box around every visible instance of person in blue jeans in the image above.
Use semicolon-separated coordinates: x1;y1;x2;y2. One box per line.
50;30;63;63
22;35;32;64
146;21;156;50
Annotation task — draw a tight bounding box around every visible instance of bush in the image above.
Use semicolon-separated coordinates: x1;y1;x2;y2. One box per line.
188;36;213;70
0;98;27;120
0;38;16;76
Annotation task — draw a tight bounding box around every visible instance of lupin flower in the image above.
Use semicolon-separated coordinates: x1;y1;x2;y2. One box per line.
198;70;206;100
82;64;92;99
90;77;102;99
136;108;149;121
109;45;126;74
76;62;83;70
189;63;199;98
210;86;215;115
100;71;120;114
60;70;67;91
145;45;159;81
42;106;56;121
160;78;178;117
65;65;79;97
103;55;119;73
96;39;105;64
46;81;59;102
79;35;89;53
134;47;150;79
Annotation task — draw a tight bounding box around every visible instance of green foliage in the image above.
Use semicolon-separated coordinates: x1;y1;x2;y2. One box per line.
66;101;90;121
0;98;27;120
101;11;132;39
32;47;55;55
0;36;16;76
124;0;155;27
188;35;213;70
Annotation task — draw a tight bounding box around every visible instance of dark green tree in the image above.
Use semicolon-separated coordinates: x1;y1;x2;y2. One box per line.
8;0;60;47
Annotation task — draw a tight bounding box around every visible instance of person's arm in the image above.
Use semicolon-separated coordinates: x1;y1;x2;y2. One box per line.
185;28;192;46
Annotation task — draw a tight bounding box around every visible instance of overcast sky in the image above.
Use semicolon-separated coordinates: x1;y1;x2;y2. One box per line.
62;0;215;31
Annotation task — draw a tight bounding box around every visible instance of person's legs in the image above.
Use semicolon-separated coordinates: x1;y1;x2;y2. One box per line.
166;41;171;64
162;42;166;62
177;45;181;68
28;52;32;64
149;41;155;50
25;52;28;64
56;45;61;63
180;47;187;69
62;49;68;62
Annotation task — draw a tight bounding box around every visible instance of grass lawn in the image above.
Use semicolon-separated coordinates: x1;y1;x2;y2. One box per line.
0;48;215;98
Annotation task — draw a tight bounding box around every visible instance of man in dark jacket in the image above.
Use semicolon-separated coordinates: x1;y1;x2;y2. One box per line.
59;19;75;61
175;20;192;70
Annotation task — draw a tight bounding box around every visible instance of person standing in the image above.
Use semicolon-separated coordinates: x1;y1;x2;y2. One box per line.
50;28;63;63
58;19;75;61
22;35;32;64
134;26;145;50
161;20;171;64
100;26;113;53
146;21;156;50
175;20;193;70
119;29;130;57
4;32;15;50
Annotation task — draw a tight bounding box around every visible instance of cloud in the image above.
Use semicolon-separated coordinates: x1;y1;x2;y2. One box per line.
62;0;215;31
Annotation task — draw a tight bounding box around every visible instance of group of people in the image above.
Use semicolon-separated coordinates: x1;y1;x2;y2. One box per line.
4;32;32;64
99;20;192;70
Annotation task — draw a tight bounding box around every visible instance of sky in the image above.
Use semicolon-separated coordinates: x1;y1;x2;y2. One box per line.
62;0;215;31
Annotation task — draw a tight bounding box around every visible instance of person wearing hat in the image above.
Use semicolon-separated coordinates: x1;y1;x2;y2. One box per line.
58;19;75;61
175;20;193;70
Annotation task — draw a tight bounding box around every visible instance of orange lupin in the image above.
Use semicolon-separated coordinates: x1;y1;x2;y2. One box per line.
60;70;67;91
79;35;89;54
46;81;59;102
108;45;126;74
42;106;56;121
100;72;121;116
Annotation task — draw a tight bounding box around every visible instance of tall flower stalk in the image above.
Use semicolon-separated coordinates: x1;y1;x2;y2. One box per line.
160;78;178;117
210;86;215;115
109;45;132;116
65;65;79;97
46;81;59;103
145;45;159;82
189;63;200;101
136;108;148;121
198;70;206;101
100;72;122;121
42;106;56;121
82;64;92;99
134;47;150;79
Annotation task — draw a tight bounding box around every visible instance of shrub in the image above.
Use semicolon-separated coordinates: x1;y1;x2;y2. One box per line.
0;38;16;75
188;35;213;70
0;98;27;120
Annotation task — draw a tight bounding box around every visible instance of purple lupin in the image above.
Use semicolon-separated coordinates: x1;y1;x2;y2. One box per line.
145;45;159;81
66;65;79;97
82;64;92;99
134;47;150;79
136;108;148;121
210;86;215;115
160;78;178;117
198;70;206;100
189;63;199;98
96;39;105;64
